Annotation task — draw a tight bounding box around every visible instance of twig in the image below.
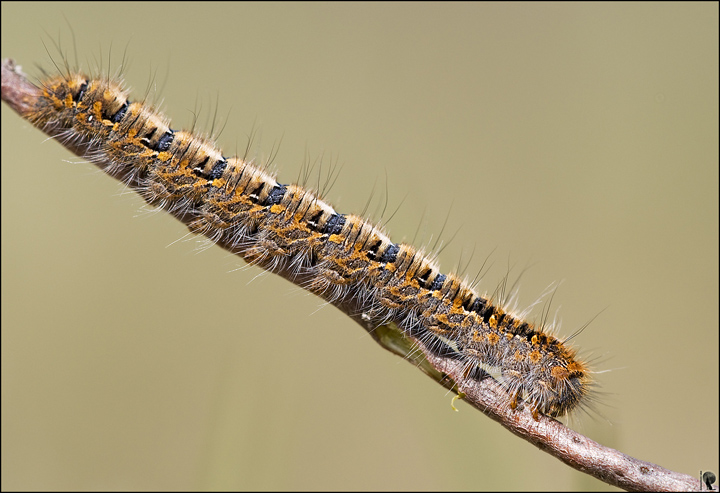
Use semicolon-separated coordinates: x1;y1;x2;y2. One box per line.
1;58;702;492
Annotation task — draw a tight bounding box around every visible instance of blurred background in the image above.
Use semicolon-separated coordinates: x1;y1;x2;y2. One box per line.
2;2;717;490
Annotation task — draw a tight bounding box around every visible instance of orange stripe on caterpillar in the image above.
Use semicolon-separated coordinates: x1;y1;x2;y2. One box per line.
21;70;591;418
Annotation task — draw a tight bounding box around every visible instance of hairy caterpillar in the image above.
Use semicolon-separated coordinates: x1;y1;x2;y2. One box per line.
2;59;592;420
4;7;717;489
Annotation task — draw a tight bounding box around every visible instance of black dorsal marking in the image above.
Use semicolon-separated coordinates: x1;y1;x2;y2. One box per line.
155;129;174;151
323;214;346;235
429;273;447;292
379;243;399;264
264;184;287;206
208;158;227;180
110;100;129;123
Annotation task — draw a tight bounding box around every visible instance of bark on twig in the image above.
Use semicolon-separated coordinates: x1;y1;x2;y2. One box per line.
1;58;702;492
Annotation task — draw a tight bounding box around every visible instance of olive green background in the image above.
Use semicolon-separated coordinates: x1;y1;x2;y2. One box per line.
2;2;717;490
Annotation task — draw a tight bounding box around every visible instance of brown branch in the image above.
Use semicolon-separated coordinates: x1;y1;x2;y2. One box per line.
1;58;702;492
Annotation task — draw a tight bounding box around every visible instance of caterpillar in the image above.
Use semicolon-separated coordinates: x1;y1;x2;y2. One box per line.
2;58;591;420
